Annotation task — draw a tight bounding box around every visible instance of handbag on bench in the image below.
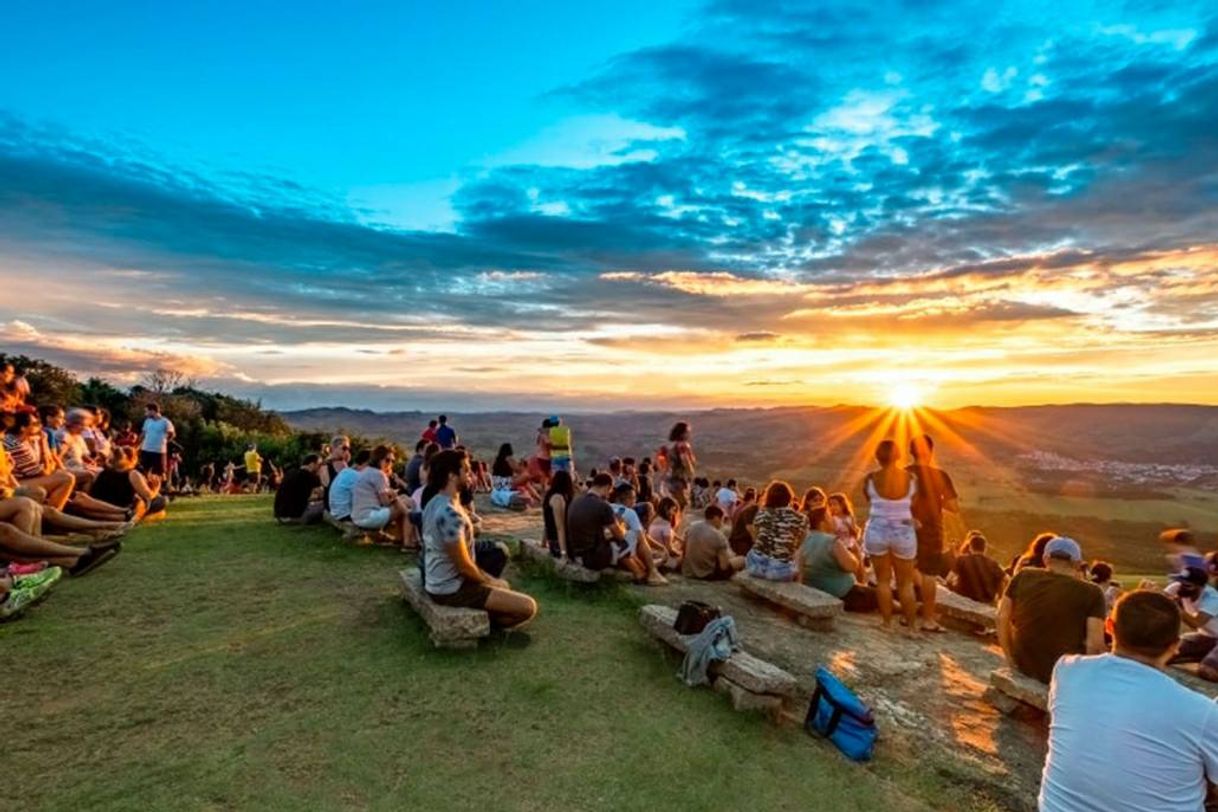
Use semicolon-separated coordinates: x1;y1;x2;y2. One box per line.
673;600;721;635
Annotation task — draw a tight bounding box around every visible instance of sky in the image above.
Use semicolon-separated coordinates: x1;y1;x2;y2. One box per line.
2;0;1217;412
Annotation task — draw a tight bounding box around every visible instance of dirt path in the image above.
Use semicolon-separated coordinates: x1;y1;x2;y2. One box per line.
479;505;1047;810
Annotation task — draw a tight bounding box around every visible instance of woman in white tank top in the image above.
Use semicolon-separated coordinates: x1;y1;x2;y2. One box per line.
862;439;921;636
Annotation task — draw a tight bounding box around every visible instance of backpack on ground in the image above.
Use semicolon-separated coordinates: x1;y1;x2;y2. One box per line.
673;600;721;635
804;665;877;762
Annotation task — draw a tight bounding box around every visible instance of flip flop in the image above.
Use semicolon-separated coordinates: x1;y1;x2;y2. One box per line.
920;623;947;634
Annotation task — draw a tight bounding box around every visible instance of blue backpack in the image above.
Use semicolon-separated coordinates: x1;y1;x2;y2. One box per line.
804;666;877;762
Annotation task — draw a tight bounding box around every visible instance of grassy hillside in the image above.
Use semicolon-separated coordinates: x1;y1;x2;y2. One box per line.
3;496;1018;811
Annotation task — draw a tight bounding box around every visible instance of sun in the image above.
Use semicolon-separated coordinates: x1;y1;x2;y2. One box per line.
888;382;923;411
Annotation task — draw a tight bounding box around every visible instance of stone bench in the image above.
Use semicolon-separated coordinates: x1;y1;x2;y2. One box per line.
934;588;997;632
399;569;490;649
985;667;1048;715
639;604;800;718
733;573;842;631
518;539;633;583
324;513;368;542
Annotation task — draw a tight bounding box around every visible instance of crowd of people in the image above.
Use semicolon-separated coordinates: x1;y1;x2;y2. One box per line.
0;362;178;620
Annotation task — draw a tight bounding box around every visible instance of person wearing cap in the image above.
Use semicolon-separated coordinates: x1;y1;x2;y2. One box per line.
997;536;1107;683
1164;566;1218;681
1039;590;1218;812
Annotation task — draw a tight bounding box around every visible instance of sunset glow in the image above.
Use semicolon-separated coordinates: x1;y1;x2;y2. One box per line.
2;2;1217;411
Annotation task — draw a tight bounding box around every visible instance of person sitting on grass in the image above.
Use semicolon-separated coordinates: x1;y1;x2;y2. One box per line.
1163;566;1218;682
948;531;1008;605
1039;590;1218;812
682;504;743;581
57;409;101;488
715;478;740;516
422;449;536;628
5;411;76;509
90;446;166;520
274;454;325;525
800;501;876;611
490;443;540;510
997;536;1107;684
404;439;428;493
608;483;668;585
350;445;413;546
648;496;684;570
744;480;808;582
566;473;628;571
327;449;369;524
0;496;122;576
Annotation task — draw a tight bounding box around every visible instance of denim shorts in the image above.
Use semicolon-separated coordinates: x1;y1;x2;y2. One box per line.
863;517;917;560
745;549;798;581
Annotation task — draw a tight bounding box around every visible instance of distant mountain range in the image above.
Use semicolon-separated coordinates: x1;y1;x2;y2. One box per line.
283;403;1218;484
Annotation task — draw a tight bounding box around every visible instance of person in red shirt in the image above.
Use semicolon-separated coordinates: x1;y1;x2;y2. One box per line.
421;419;439;444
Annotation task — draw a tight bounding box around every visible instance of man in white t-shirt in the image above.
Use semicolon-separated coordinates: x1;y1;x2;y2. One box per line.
349;445;413;545
327;449;368;523
608;483;667;586
716;478;740;515
137;402;175;476
1164;567;1218;681
1040;589;1218;812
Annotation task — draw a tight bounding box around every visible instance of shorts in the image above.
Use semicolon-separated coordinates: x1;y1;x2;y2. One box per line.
863;517;917;560
576;539;625;571
552;457;572;473
354;506;392;531
138;450;166;476
531;457;552;478
744;549;798;581
429;578;493;610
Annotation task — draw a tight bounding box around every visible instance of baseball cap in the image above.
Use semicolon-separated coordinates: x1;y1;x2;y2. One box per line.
1044;536;1083;562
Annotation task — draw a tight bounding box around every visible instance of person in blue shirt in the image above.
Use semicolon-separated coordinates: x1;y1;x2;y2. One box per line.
433;414;458;450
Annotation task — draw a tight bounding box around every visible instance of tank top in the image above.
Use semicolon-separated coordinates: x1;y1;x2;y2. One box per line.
549;425;571;457
669;442;693;480
92;468;136;508
865;474;916;521
801;531;855;598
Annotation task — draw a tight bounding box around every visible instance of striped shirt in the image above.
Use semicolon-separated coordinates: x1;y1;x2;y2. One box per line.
3;434;43;479
752;507;809;563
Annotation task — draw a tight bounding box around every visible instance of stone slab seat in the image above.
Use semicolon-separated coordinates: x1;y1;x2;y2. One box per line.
934;588;997;631
517;539;633;583
638;604;800;698
733;572;842;630
986;666;1048;713
323;512;366;542
399;569;490;649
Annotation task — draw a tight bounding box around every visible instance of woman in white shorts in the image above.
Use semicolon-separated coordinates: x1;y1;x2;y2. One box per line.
862;440;920;636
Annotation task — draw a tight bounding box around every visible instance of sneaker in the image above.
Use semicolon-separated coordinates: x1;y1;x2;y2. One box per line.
13;566;63;605
0;588;35;621
68;542;122;577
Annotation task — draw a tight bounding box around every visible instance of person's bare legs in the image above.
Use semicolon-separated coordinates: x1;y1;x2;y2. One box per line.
20;471;75;509
920;571;940;630
631;536;667;584
0;522;85;567
41;506;128;534
873;553;895;630
484;587;538;630
0;497;42;536
894;557;920;638
67;492;128;520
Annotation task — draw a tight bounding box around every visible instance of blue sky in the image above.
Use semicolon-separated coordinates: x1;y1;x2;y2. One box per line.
2;0;1217;410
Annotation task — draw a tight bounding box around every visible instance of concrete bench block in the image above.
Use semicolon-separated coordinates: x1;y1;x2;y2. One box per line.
936;588;997;631
518;540;634;583
399;569;490;649
639;604;799;697
988;666;1048;712
734;573;842;629
714;676;784;714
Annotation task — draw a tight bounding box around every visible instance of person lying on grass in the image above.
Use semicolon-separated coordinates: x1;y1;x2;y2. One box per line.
422;449;536;629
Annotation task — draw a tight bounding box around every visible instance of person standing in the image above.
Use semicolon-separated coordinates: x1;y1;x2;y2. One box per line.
421;420;439;445
861;440;919;636
548;416;574;474
665;421;696;510
434;415;458;450
1039;590;1218;812
137;402;175;477
906;435;960;633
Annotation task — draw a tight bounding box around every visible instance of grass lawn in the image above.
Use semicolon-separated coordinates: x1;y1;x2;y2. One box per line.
4;496;1002;811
